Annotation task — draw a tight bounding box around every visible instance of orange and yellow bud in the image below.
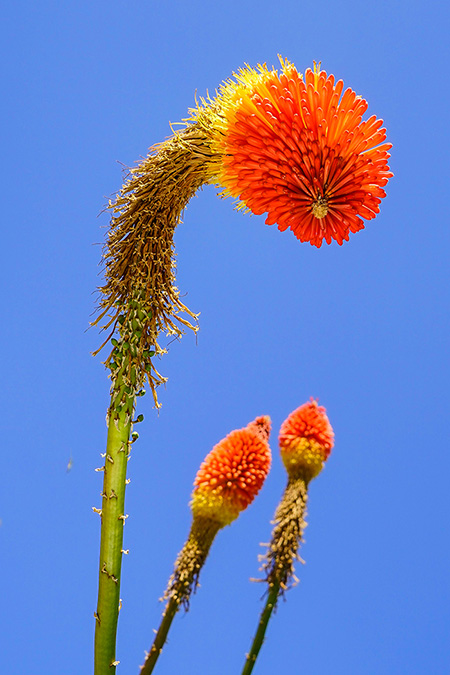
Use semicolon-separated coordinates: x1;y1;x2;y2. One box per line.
279;399;334;482
191;416;272;527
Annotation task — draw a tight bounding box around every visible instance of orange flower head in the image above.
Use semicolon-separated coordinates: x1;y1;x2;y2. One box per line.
204;58;392;247
279;399;334;481
191;416;272;527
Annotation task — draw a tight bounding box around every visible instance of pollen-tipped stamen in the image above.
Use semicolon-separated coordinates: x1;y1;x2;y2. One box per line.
312;195;329;219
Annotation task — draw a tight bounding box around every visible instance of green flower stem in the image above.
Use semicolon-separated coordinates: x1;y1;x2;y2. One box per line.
139;597;179;675
139;517;220;674
242;477;308;675
241;581;280;675
94;398;133;675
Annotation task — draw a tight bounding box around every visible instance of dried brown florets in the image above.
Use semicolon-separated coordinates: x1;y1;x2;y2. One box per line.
94;122;216;407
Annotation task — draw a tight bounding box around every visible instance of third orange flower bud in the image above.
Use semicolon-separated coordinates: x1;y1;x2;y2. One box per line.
279;399;334;482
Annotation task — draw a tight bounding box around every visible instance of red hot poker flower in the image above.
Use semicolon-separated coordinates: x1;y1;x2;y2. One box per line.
142;417;271;673
205;60;392;247
243;401;335;672
191;416;272;527
279;399;334;481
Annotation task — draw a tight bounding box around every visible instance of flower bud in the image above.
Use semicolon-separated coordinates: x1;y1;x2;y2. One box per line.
191;416;272;527
279;399;334;482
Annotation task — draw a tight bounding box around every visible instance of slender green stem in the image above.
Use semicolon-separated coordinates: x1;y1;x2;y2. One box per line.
139;597;180;675
242;477;308;674
94;399;133;675
139;516;220;674
241;581;280;675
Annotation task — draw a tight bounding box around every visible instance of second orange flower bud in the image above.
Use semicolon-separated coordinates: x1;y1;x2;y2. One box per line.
191;415;272;527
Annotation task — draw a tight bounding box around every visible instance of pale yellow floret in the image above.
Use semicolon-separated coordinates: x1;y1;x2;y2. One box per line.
190;57;302;197
280;437;327;482
190;490;240;528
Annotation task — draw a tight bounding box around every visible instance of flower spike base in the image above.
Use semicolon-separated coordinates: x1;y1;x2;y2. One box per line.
242;477;308;675
94;399;133;674
139;517;221;675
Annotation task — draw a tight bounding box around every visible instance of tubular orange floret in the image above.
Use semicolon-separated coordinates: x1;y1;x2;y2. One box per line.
191;416;272;527
201;58;392;247
279;399;334;482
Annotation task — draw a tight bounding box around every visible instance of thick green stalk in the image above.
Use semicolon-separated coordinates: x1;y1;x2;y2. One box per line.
94;396;133;675
241;581;280;675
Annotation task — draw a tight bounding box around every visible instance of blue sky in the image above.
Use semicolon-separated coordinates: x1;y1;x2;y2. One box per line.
1;1;449;673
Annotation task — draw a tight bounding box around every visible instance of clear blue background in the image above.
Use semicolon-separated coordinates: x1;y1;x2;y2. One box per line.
1;1;449;673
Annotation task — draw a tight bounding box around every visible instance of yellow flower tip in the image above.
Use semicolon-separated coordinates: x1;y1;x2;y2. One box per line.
191;416;272;527
279;399;334;482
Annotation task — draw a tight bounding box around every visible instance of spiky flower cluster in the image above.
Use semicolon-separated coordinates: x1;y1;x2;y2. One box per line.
191;416;272;527
198;58;392;247
279;398;335;482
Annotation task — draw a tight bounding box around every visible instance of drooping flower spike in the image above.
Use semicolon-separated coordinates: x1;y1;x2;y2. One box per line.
95;58;392;407
242;400;334;675
140;416;271;675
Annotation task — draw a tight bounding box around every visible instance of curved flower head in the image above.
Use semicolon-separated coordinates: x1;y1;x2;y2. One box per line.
279;399;334;482
199;59;392;247
191;416;272;527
